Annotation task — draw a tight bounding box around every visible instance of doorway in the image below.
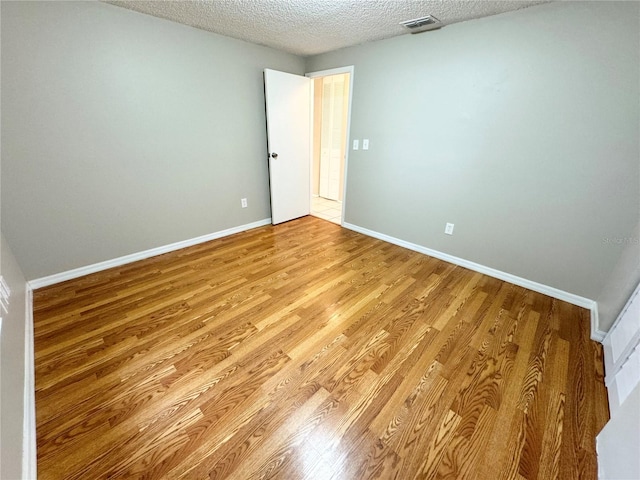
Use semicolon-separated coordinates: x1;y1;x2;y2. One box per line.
307;68;353;225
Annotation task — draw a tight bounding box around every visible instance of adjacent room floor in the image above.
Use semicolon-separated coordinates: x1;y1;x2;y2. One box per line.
33;216;609;479
311;196;342;225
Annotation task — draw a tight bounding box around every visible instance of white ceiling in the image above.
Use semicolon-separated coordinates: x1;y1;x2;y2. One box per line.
105;0;551;57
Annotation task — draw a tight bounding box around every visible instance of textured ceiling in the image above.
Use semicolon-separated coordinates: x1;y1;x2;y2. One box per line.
105;0;551;57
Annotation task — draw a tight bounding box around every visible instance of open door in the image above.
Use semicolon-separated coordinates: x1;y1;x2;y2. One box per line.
264;69;311;225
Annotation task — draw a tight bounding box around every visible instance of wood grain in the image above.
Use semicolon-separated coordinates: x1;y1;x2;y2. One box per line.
33;216;609;479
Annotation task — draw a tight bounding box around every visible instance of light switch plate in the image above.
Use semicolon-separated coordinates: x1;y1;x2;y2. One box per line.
353;139;359;150
362;139;369;150
445;223;454;235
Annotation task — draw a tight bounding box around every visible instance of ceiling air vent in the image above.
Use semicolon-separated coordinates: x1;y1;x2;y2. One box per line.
400;15;441;34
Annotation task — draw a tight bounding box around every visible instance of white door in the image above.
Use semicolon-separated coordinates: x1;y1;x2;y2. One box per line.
319;75;345;201
264;69;311;225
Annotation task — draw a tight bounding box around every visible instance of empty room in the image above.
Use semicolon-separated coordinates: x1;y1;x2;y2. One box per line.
1;0;639;479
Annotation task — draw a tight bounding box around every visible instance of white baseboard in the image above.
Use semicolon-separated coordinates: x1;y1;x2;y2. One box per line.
343;222;603;342
590;304;606;342
23;286;36;480
312;194;342;204
28;219;272;290
25;217;605;342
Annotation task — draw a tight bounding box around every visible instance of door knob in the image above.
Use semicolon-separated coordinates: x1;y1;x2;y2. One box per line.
270;152;278;159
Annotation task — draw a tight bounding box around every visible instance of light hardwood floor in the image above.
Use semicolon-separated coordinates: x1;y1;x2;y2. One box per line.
34;216;609;479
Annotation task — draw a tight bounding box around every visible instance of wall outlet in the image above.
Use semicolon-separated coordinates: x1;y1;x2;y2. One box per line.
241;198;248;208
353;139;359;150
445;223;454;235
362;139;369;150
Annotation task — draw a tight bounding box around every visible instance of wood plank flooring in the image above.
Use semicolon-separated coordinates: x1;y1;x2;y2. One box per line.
34;216;609;479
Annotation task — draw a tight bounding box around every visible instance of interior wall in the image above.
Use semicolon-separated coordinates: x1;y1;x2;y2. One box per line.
596;221;640;331
306;0;640;302
1;0;305;280
0;235;28;480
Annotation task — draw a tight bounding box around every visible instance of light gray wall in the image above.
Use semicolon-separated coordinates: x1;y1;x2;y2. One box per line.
1;1;304;280
306;1;640;302
596;221;640;331
0;235;28;480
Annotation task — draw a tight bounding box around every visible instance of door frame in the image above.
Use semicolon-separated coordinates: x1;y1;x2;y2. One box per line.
306;66;354;226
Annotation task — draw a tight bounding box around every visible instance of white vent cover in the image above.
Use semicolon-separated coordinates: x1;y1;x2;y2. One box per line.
400;15;441;34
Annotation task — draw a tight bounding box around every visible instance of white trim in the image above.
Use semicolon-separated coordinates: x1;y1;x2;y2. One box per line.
28;219;272;289
343;222;602;337
591;304;606;342
306;66;354;79
596;437;604;480
307;73;314;219
306;66;355;228
23;286;36;480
